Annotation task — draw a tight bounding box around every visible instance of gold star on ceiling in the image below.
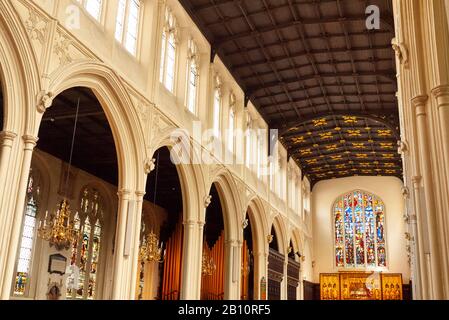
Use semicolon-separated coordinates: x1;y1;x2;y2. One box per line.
291;136;306;144
356;153;368;159
377;129;392;137
326;144;339;151
313;118;327;126
347;129;361;137
343;116;358;124
319;132;333;140
330;155;342;161
352;142;366;149
380;142;394;149
300;149;312;156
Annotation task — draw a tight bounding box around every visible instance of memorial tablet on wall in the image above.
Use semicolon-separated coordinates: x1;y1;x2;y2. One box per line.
48;254;67;275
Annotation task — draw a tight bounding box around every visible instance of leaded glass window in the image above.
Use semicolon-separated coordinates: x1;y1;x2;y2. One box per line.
66;187;104;300
13;169;41;296
160;7;178;93
334;190;387;268
115;0;141;55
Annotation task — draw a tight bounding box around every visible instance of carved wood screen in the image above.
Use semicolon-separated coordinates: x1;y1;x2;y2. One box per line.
161;220;183;300
268;248;284;300
201;231;225;300
287;258;300;300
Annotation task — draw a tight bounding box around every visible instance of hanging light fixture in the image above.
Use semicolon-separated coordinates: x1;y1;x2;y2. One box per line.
38;98;81;250
201;241;216;276
139;151;164;263
140;231;164;263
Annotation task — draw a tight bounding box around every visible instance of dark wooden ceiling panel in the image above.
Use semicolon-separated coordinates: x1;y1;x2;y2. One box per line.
179;0;400;185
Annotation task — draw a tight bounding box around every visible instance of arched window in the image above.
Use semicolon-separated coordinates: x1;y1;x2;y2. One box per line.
77;0;103;21
13;169;41;296
186;39;199;114
333;190;386;268
115;0;141;55
66;186;104;300
159;7;178;93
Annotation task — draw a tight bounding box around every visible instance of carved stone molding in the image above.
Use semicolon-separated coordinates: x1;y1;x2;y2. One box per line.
144;157;156;174
54;31;73;66
391;38;409;68
25;7;47;45
204;194;212;208
37;91;54;113
397;140;409;155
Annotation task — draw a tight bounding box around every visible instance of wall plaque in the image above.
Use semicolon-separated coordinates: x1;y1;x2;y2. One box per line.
48;254;67;275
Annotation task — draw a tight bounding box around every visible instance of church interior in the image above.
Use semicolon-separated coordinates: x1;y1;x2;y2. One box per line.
0;0;448;301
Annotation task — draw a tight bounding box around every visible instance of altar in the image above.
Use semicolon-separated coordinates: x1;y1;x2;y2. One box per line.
320;272;403;300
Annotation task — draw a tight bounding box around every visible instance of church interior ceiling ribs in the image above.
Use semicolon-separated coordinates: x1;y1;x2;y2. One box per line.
179;0;401;185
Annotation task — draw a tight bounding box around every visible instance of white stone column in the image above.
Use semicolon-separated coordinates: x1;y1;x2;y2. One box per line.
411;175;430;300
129;190;145;299
224;239;241;300
180;219;201;299
111;189;131;299
413;96;444;299
0;131;18;288
281;259;288;300
1;135;38;299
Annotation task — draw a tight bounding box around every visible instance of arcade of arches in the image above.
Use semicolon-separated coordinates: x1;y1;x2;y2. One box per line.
0;0;448;300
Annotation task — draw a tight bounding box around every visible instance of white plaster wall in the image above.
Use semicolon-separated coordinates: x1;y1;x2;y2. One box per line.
311;176;410;284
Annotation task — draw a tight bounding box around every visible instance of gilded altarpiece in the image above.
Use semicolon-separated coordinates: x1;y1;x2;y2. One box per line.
320;272;402;300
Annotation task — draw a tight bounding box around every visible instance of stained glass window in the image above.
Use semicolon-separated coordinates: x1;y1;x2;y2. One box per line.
13;169;40;296
333;190;387;268
66;187;104;300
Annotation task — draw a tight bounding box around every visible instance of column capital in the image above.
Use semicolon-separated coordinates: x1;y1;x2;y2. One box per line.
117;188;132;198
431;85;449;99
411;95;429;113
182;219;197;226
22;135;38;149
135;190;146;199
431;85;449;109
0;131;18;145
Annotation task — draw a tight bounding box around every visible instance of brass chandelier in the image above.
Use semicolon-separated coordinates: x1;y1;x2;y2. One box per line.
201;242;216;276
37;98;81;250
38;199;79;250
140;231;164;263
